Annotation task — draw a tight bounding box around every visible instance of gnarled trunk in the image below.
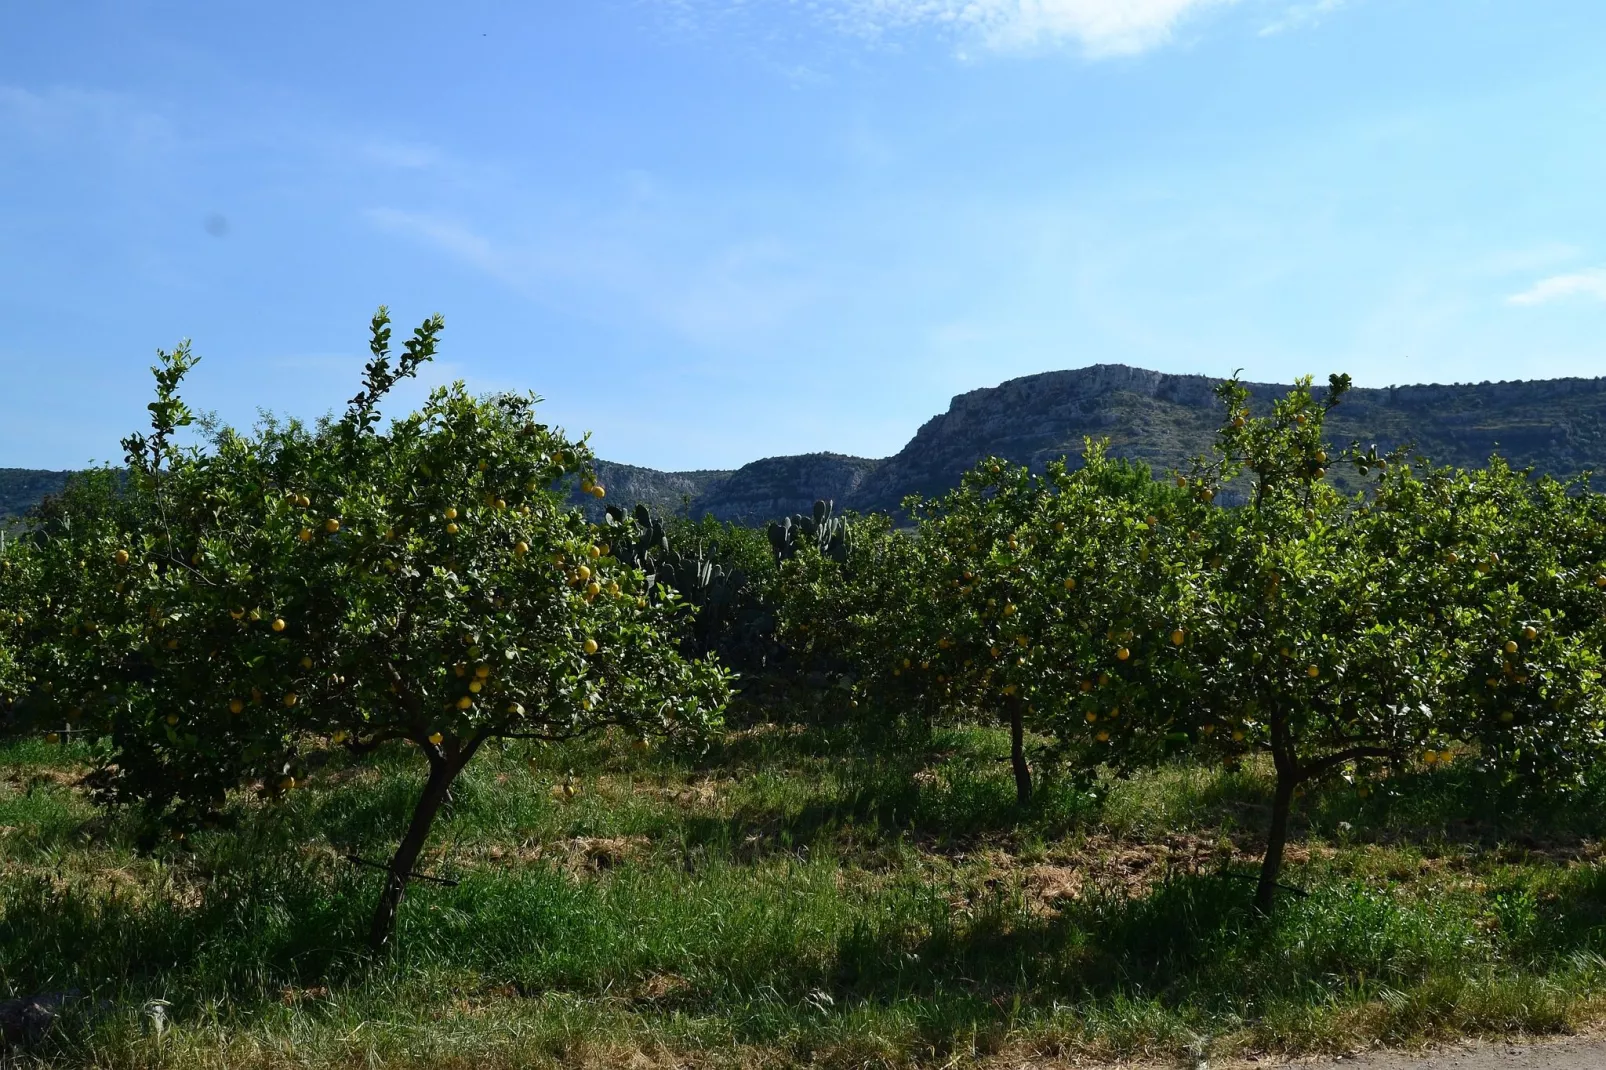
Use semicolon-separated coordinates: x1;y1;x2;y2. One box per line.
367;743;475;952
1008;694;1032;805
1255;710;1302;916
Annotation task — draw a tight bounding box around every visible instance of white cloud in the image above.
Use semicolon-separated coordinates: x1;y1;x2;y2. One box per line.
1507;269;1606;307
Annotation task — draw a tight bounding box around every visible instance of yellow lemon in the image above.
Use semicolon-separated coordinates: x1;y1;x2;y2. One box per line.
446;522;460;535
324;518;340;533
469;681;482;693
428;731;444;744
1171;630;1185;646
1116;647;1130;661
299;528;313;542
583;638;599;655
229;699;243;714
444;507;459;520
514;541;529;556
272;618;286;632
456;696;473;710
284;693;298;707
1307;665;1320;678
114;549;130;566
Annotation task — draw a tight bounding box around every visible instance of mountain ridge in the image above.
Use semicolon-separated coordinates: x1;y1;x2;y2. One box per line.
7;363;1605;524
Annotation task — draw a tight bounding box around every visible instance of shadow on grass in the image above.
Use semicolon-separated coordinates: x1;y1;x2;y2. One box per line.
6;831;1605;1059
1300;762;1606;857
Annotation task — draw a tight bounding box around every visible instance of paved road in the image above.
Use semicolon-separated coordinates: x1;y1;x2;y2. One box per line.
1242;1035;1606;1070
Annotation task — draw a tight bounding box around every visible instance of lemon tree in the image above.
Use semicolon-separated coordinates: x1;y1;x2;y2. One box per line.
1160;373;1441;912
1359;456;1606;791
782;449;1197;804
1027;449;1211;782
1169;374;1606;913
771;511;929;726
7;310;730;950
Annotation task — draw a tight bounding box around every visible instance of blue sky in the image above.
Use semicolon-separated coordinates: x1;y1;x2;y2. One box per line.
2;1;1605;472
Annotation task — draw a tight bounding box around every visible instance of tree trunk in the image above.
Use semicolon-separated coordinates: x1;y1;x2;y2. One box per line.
1255;770;1297;916
1008;695;1033;805
367;752;462;953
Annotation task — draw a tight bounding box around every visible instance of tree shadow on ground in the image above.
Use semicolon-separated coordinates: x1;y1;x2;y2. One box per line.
830;863;1606;1020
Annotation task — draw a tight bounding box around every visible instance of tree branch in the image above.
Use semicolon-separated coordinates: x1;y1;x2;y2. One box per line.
1300;745;1396;782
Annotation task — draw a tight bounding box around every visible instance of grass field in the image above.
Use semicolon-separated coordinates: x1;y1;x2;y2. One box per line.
5;710;1606;1069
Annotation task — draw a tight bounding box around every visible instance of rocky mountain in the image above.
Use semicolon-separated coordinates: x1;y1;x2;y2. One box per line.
9;364;1606;525
846;364;1606;512
587;453;882;524
592;364;1606;519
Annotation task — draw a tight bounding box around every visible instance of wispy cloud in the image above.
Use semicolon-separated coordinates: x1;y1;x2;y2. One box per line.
966;0;1242;55
1259;0;1346;37
663;0;1244;58
365;208;509;279
1507;269;1606;307
0;84;174;153
364;206;822;348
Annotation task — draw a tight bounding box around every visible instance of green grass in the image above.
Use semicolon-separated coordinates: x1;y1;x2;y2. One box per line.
4;721;1606;1068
